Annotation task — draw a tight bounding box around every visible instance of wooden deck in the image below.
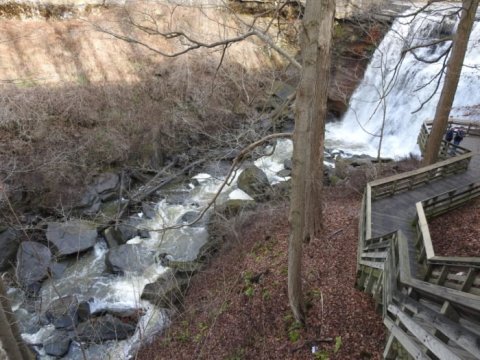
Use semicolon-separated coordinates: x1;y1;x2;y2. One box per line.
357;122;480;359
371;135;480;277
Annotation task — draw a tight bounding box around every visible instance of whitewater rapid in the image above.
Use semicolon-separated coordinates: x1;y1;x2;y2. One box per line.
326;5;480;158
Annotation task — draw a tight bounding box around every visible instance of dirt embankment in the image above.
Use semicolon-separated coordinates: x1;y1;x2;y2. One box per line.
0;2;288;213
0;1;386;216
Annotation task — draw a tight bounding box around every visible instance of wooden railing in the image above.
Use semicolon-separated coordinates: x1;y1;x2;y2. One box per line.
358;229;480;359
417;119;479;160
357;129;480;358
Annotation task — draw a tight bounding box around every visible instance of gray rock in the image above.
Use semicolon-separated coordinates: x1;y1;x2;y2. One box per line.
46;220;97;256
0;228;19;271
16;241;52;286
141;271;189;308
75;188;101;216
141;202;157;219
277;169;291;178
77;301;91;322
44;331;71;357
177;211;203;226
105;244;156;274
103;227;123;248
237;165;270;201
49;261;68;279
92;172;119;200
116;222;139;243
14;308;41;334
45;295;79;329
75;314;135;343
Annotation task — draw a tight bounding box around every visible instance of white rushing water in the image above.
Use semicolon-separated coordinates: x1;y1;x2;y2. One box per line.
327;5;480;158
21;139;293;359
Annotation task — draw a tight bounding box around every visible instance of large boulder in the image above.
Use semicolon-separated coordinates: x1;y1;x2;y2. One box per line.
16;241;51;286
141;270;189;309
105;244;156;275
92;172;119;201
75;314;136;343
0;227;20;271
45;295;79;329
43;330;71;357
237;165;270;201
74;188;101;217
46;220;97;256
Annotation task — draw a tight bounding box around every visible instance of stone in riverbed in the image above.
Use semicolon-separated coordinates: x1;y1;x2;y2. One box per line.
75;314;136;343
45;295;79;329
16;241;51;286
44;330;72;357
141;270;189;309
92;172;119;201
105;244;156;274
237;165;270;202
46;220;97;256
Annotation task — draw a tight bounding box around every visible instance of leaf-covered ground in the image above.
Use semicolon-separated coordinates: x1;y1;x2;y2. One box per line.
429;197;480;257
138;188;385;359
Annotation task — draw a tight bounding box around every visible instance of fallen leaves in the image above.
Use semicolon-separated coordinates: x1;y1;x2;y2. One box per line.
138;188;385;359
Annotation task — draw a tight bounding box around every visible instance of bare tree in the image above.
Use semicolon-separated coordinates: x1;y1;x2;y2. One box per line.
288;0;335;325
423;0;479;164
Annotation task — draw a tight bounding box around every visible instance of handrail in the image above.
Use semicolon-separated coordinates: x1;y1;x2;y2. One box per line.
414;182;480;268
356;121;480;358
424;118;480;137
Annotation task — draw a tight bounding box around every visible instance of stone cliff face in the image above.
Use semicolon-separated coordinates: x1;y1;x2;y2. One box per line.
329;19;388;117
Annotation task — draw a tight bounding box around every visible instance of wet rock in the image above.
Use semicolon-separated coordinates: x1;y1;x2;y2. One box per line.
237;165;271;202
177;211;204;226
103;227;123;248
75;314;136;343
75;188;101;216
49;261;68;279
77;301;91;322
46;220;97;256
44;330;71;357
105;244;156;274
142;202;157;219
277;169;291;178
45;295;79;329
16;241;52;286
14;308;42;334
92;172;119;201
115;219;141;244
141;271;189;309
0;227;19;271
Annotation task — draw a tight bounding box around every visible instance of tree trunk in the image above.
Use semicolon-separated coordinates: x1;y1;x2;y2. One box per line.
422;0;479;165
0;278;33;360
289;0;335;325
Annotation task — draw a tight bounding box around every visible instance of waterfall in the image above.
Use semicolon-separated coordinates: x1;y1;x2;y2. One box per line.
326;6;480;158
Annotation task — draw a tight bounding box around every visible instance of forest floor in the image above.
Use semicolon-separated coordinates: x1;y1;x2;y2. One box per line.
429;196;480;257
138;186;385;360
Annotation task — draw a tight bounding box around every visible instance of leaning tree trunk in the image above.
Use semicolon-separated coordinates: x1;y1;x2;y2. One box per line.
422;0;479;165
0;278;33;360
289;0;335;325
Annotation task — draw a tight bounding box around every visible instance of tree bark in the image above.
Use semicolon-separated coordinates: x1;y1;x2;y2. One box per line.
0;278;33;360
289;0;335;325
422;0;479;165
